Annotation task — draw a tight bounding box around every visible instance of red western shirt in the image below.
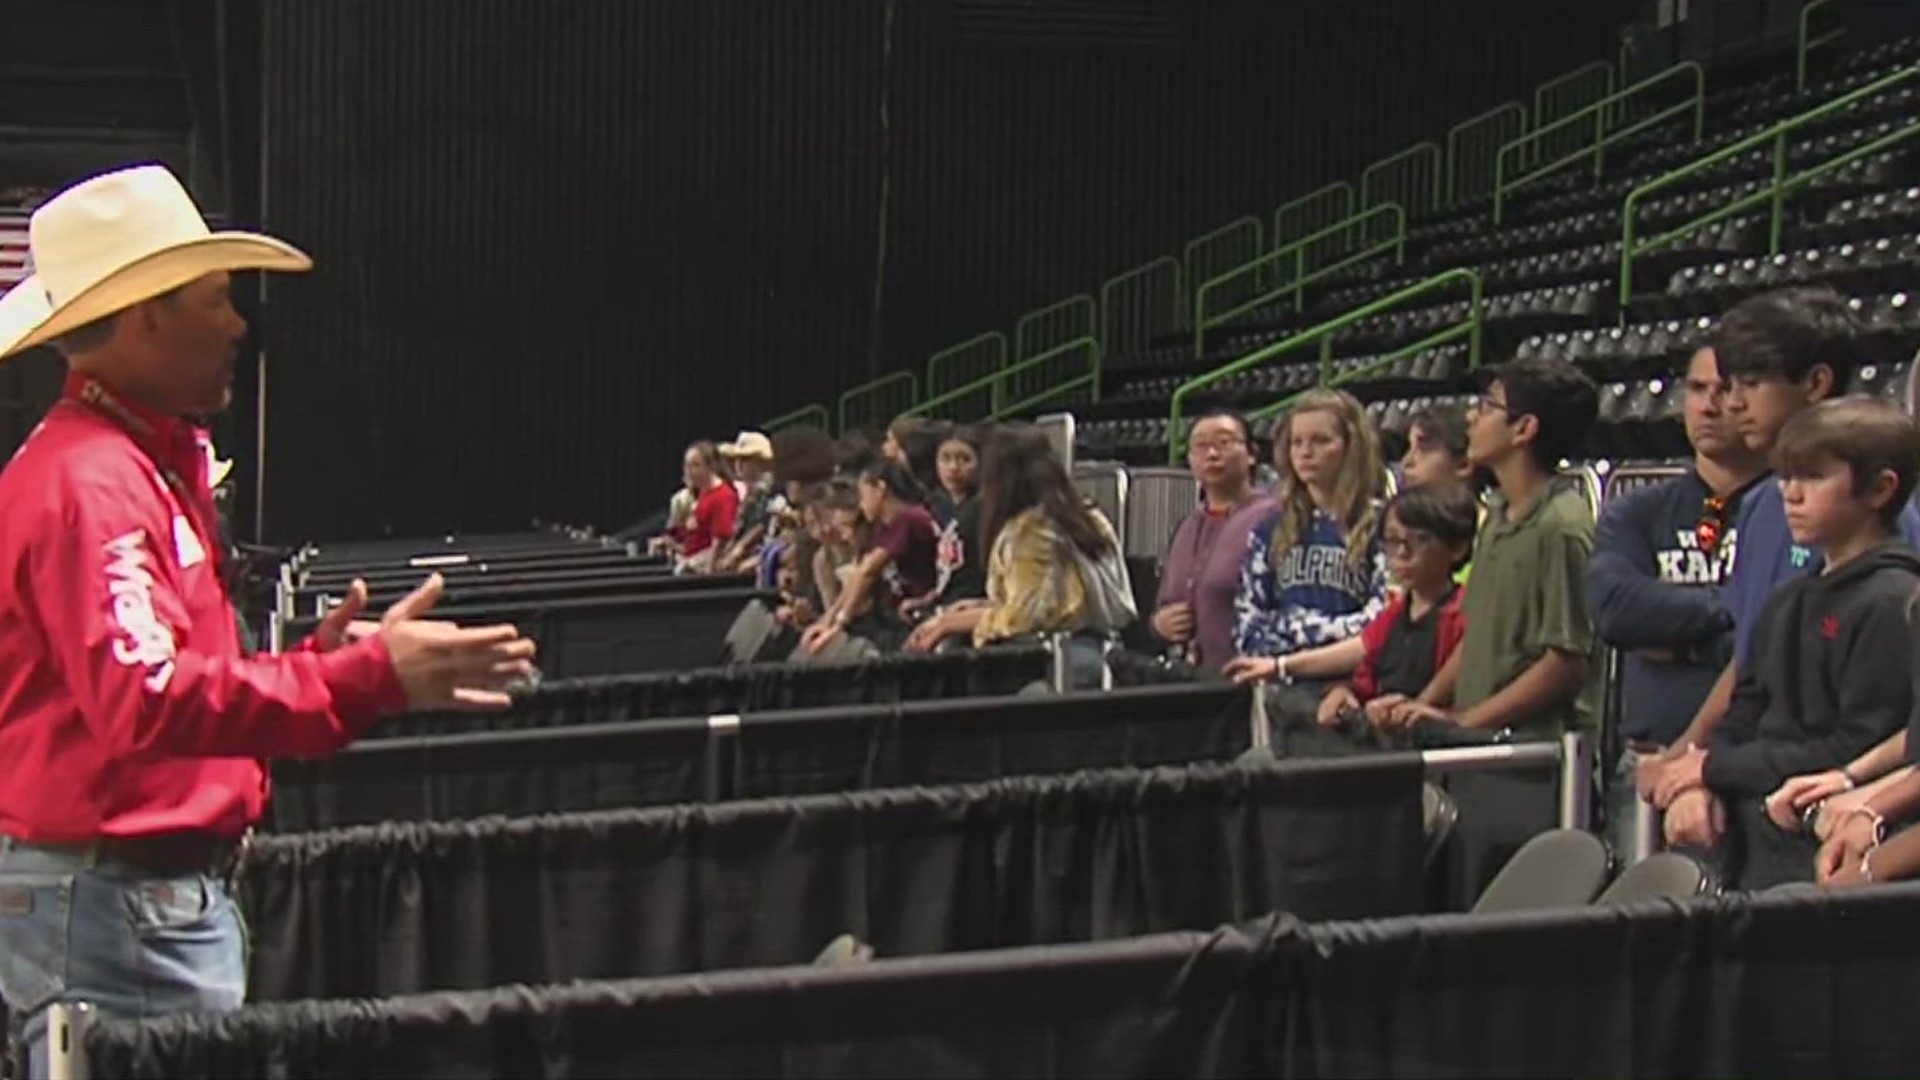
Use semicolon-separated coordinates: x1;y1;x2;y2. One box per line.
0;374;407;843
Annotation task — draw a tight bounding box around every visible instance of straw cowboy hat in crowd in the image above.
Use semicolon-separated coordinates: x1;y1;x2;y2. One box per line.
0;164;311;360
719;430;775;461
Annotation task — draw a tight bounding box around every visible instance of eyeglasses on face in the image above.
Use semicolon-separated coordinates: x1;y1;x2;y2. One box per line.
1381;530;1440;558
1469;393;1519;417
1187;435;1247;456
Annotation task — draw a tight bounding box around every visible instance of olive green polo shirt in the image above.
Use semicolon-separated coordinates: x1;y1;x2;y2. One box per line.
1455;477;1597;734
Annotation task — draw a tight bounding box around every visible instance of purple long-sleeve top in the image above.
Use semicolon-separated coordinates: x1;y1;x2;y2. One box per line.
1154;493;1274;671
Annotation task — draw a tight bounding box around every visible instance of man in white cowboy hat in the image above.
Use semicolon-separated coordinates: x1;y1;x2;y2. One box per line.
714;429;781;572
0;164;537;1074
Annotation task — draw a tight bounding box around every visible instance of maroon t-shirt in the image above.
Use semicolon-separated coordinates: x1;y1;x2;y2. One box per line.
873;503;940;604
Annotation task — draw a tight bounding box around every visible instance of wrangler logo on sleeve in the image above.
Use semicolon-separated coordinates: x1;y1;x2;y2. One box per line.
102;529;177;692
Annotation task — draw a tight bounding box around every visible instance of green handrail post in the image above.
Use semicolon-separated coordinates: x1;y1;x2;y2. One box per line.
761;404;830;435
1098;256;1183;358
1797;0;1843;92
1191;202;1406;356
838;371;919;436
1167;269;1483;464
988;338;1103;421
1360;143;1443;221
1182;216;1263;326
1445;101;1527;207
925;332;1008;418
1272;181;1354;249
1532;60;1618;170
1013;293;1096;364
1619;65;1920;308
1493;61;1705;225
908;337;1102;422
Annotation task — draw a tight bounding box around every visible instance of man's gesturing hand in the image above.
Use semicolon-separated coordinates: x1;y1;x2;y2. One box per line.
379;574;538;711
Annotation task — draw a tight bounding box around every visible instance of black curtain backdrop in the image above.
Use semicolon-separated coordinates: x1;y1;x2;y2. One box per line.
249;0;1639;540
266;678;1241;830
90;884;1920;1079
240;758;1426;1002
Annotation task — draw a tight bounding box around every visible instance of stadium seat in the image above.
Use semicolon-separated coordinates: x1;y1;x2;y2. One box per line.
1593;850;1717;906
1470;829;1612;914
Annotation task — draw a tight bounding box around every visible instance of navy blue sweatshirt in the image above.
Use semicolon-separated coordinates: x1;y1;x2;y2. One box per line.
1586;471;1750;745
1703;542;1920;798
1725;481;1920;669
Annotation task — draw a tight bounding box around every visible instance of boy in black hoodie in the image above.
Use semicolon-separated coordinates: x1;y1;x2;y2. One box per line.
1676;397;1920;890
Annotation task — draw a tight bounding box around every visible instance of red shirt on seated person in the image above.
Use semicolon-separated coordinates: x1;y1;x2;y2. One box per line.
668;440;739;566
1317;483;1477;728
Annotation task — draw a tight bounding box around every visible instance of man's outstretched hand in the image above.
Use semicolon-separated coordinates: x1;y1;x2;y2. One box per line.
375;574;538;712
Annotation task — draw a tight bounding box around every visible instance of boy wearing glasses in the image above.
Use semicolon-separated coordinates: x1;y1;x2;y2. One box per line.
1587;346;1768;857
1378;356;1600;894
1642;288;1920;850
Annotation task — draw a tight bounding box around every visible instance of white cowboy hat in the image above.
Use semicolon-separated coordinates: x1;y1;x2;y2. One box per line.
0;164;311;360
718;430;774;460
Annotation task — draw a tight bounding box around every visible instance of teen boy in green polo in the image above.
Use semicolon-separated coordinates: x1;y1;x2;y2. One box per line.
1377;356;1601;893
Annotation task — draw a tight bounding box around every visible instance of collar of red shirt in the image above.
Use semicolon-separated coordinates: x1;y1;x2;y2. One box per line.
62;371;210;489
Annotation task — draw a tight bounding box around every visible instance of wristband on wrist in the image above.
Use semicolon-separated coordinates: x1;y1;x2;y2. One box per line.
1274;655;1293;686
1862;847;1878;883
1848;805;1888;846
1840;766;1860;791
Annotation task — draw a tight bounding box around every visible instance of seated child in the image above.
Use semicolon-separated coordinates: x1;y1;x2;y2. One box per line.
1316;482;1476;739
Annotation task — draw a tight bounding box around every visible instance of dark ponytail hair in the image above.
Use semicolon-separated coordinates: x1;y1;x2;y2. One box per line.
859;457;927;506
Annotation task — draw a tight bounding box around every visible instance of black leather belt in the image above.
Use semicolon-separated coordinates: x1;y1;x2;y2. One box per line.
8;831;247;878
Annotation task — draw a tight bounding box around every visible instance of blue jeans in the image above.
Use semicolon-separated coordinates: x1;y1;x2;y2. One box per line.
0;841;247;1078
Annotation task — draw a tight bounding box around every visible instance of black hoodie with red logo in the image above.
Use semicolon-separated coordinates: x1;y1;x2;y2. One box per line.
1704;541;1920;800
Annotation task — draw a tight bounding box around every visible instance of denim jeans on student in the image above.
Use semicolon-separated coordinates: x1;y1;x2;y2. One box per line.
0;841;247;1078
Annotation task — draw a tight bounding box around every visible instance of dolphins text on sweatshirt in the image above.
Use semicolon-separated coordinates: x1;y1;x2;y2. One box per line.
1234;507;1387;658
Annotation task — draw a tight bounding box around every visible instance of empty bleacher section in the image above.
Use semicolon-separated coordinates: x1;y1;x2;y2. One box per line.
22;4;1920;1077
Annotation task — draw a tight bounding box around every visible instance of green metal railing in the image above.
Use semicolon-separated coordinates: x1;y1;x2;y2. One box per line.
1532;61;1618;168
1619;64;1920;307
1446;102;1528;207
908;337;1102;423
1013;294;1096;363
1360;142;1442;222
1493;61;1705;224
1190;202;1407;356
1273;181;1355;251
762;404;830;435
1182;216;1264;318
1797;0;1844;91
838;371;919;436
1099;255;1183;358
1167;269;1483;463
924;332;1009;421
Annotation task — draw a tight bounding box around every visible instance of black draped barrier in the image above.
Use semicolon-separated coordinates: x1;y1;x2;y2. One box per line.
732;681;1251;800
265;677;1241;830
266;717;717;830
87;884;1920;1079
295;566;735;616
240;758;1426;1001
356;645;1052;739
279;587;775;676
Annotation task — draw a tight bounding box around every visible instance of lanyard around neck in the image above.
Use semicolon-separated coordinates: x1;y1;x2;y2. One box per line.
71;379;220;564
